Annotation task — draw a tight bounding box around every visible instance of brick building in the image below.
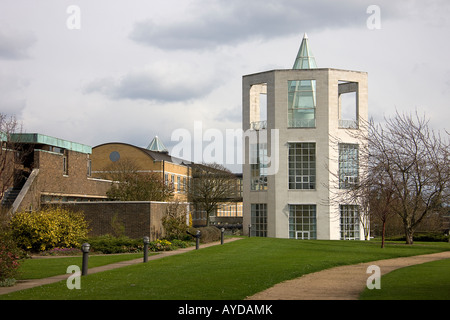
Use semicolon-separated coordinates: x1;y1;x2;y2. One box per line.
92;137;243;226
91;137;191;202
2;133;111;214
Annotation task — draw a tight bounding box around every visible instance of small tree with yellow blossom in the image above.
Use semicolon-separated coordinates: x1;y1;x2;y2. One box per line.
10;207;89;252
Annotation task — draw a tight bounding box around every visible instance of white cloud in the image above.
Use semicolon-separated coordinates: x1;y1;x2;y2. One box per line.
0;73;29;115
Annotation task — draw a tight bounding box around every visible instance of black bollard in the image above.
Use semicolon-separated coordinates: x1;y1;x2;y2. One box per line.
221;228;225;245
81;243;90;276
143;236;150;263
248;224;252;237
196;230;201;250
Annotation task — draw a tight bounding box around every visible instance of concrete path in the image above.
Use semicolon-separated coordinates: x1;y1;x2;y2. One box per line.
0;237;242;296
247;250;450;300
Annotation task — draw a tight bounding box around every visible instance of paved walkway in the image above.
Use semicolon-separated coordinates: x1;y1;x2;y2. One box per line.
0;237;242;296
247;250;450;300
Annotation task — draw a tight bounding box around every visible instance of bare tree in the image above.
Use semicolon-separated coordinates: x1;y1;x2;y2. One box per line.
347;111;449;245
330;111;449;245
100;158;174;201
188;163;238;226
162;200;189;240
327;125;371;240
0;114;21;198
0;114;32;219
367;173;397;248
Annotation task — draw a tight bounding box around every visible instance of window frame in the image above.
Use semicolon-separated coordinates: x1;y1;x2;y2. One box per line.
288;142;316;190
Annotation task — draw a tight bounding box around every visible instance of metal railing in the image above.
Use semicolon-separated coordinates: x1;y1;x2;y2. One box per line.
250;120;267;131
339;119;358;129
288;118;316;128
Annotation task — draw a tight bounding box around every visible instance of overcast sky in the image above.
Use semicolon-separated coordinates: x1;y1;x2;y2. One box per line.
1;0;449;171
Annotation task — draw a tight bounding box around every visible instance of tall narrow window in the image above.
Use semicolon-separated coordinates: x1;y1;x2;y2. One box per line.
288;80;316;128
251;203;267;237
87;158;92;177
339;144;359;189
340;205;360;240
165;173;169;186
63;149;69;175
288;143;316;190
289;204;316;239
250;142;268;190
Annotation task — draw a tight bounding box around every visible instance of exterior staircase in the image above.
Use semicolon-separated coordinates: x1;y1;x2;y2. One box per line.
1;185;24;208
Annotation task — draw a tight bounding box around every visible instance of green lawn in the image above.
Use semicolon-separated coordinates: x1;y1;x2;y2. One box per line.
1;237;449;300
16;253;150;280
360;258;450;300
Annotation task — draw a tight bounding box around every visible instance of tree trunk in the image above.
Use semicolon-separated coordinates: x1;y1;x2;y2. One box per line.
381;220;386;248
405;226;414;245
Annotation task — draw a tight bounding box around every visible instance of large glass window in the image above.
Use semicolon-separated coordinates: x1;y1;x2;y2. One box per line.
340;205;360;240
339;144;359;189
288;143;316;190
288;80;316;128
289;204;316;239
250;143;268;191
251;204;267;237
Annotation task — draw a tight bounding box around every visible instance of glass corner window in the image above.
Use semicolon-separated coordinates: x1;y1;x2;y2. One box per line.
288;80;316;128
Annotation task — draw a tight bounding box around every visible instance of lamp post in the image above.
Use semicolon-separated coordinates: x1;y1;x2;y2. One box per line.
143;236;150;263
248;224;252;237
81;243;90;276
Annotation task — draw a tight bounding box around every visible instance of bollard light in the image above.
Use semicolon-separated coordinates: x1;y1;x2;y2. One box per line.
143;236;150;263
81;242;91;253
81;243;90;276
248;224;252;237
221;228;225;245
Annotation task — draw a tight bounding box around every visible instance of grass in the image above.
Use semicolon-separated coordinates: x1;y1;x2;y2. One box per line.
16;253;152;280
1;237;449;300
360;258;450;300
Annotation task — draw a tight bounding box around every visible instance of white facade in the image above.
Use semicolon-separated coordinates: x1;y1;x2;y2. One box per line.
242;36;368;240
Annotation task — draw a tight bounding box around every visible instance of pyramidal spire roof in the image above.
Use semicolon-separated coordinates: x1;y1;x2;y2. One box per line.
293;33;317;69
147;136;168;153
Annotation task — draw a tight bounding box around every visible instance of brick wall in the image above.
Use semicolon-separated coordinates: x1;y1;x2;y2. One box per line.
15;149;111;212
57;201;189;240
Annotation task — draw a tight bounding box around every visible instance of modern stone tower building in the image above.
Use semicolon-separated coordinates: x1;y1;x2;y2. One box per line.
242;34;368;240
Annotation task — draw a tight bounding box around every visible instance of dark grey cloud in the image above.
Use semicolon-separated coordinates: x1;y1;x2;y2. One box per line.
0;28;36;60
129;0;401;51
84;62;220;102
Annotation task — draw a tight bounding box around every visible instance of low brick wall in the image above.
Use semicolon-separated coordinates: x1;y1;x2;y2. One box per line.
55;201;188;241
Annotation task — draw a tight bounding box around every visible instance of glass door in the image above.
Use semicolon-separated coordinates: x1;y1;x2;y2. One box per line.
295;231;310;240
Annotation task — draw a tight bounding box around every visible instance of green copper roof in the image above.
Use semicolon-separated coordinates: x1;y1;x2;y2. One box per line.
293;33;317;69
9;133;92;154
147;136;168;153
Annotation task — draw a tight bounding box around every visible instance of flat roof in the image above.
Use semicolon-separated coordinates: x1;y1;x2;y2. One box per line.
10;133;92;154
243;67;368;78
